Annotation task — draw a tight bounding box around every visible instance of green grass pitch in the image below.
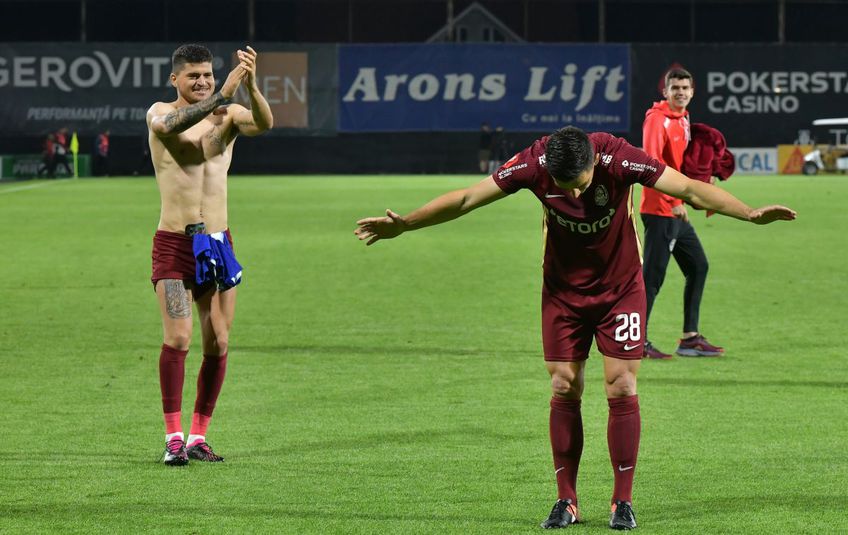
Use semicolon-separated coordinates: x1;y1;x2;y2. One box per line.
0;174;845;534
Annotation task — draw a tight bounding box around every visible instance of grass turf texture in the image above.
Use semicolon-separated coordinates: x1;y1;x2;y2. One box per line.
0;174;844;534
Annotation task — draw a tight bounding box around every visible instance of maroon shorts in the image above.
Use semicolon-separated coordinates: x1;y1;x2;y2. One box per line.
542;274;646;361
151;229;233;297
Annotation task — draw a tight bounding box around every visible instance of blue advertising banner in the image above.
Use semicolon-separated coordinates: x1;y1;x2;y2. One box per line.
339;44;630;133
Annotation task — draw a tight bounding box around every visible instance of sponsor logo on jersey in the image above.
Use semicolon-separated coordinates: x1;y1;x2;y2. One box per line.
497;162;528;179
547;208;616;234
594;185;609;206
620;159;657;173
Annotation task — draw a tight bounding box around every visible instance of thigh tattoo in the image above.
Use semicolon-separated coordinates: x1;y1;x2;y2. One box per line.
164;280;191;319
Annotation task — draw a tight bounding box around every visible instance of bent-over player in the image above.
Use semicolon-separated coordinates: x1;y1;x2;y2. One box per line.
354;126;794;530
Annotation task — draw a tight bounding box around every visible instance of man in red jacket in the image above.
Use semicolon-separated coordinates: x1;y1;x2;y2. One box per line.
640;67;723;359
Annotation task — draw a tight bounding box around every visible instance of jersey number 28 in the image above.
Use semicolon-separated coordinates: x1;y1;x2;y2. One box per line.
614;313;641;342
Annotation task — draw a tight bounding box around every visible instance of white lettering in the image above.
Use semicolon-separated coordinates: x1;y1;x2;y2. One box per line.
727;72;748;93
13;57;37;87
259;76;282;104
383;74;408;101
133;57;143;87
604;66;625;103
284;76;306;103
479;73;506;101
548;208;616;234
144;57;169;87
342;68;380;102
408;73;439;101
749;71;770;93
707;94;800;114
443;73;476;101
525;67;556;101
707;72;726;93
772;71;788;92
94;51;130;87
559;63;578;101
41;57;70;92
69;56;100;88
576;66;605;111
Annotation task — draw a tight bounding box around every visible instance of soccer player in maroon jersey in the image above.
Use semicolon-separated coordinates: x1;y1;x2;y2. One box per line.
354;126;795;530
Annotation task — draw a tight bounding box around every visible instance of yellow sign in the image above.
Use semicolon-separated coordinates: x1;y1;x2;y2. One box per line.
777;144;812;174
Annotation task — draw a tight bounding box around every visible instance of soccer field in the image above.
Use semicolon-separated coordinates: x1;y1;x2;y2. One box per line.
0;174;845;534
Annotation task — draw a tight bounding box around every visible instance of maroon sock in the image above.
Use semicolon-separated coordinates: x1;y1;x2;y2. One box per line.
607;395;640;503
159;344;188;413
193;353;228;417
550;397;583;502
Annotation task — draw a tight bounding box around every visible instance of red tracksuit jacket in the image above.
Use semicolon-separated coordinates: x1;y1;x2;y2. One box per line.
640;100;689;217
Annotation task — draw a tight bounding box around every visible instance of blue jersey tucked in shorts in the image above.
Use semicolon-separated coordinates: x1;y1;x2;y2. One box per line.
192;231;243;291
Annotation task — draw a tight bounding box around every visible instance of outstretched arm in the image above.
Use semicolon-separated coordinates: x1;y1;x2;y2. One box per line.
354;176;507;245
653;166;796;224
233;46;274;136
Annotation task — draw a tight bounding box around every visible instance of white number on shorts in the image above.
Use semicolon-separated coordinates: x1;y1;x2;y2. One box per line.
614;313;641;342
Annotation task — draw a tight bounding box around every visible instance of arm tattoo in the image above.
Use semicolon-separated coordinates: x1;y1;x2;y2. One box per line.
162;92;227;134
164;280;192;319
206;125;227;153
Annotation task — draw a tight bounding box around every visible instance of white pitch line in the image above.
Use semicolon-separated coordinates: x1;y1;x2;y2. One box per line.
0;180;67;195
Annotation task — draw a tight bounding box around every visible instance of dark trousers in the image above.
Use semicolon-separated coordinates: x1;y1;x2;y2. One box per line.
641;214;709;335
93;154;109;176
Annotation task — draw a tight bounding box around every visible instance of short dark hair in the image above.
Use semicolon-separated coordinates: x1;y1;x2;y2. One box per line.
545;126;594;182
665;67;693;87
172;44;213;73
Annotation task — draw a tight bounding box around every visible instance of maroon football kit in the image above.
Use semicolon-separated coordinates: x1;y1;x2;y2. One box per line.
151;228;234;298
493;132;665;361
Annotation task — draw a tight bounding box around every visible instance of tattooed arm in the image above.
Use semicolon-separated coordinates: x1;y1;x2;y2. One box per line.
148;93;229;137
148;62;248;138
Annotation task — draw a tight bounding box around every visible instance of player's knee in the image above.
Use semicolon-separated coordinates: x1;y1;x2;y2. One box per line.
165;331;192;351
605;372;637;397
551;374;582;399
206;332;228;355
215;336;229;355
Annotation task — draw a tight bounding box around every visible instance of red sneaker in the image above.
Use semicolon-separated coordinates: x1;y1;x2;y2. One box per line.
676;334;724;357
644;341;673;359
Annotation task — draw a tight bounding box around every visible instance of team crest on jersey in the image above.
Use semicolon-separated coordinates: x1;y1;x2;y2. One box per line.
594;185;609;206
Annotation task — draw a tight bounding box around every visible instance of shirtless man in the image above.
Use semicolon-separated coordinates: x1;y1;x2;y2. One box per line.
147;44;273;465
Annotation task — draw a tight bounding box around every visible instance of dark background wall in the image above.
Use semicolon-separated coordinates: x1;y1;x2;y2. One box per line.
4;0;847;44
2;0;847;175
